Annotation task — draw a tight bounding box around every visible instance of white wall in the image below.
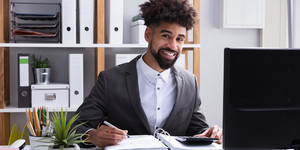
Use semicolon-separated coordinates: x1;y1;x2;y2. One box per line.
199;0;260;127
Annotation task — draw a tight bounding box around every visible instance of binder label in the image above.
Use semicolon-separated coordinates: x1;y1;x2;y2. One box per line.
19;56;29;87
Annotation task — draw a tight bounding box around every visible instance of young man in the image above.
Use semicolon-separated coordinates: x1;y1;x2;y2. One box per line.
73;0;222;147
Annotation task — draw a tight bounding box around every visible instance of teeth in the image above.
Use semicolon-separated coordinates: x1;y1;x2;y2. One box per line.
163;51;175;56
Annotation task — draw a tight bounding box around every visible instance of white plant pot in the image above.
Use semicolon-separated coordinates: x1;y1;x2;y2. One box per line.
48;144;80;150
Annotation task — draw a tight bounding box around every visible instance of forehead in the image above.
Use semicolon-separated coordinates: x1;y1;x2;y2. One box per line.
152;22;186;35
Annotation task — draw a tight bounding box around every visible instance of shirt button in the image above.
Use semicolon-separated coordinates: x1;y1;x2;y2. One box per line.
157;87;160;90
157;107;160;110
156;127;158;129
157;74;160;76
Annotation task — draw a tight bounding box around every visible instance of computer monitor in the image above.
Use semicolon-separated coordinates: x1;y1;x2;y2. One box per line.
223;47;300;150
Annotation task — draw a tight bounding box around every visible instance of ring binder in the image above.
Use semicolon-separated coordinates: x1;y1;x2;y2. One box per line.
154;128;171;141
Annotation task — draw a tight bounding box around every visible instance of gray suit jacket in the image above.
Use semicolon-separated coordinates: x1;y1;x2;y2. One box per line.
74;55;209;136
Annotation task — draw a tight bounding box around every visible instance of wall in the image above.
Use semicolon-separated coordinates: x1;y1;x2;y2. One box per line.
10;0;262;132
199;0;260;127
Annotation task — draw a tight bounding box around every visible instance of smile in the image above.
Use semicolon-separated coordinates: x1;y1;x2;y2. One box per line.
161;50;177;57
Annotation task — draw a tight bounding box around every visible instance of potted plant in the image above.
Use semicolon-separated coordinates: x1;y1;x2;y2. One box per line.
32;54;51;84
41;108;86;150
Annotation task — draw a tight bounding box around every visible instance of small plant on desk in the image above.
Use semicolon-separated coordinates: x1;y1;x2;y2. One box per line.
45;108;86;150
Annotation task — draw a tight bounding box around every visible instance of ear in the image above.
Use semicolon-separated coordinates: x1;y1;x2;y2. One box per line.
144;27;152;42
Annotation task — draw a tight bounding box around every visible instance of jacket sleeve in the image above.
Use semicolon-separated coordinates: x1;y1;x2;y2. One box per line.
72;71;108;134
185;75;209;135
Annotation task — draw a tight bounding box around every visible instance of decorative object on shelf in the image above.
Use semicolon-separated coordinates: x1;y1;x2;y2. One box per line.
40;107;86;150
32;54;51;85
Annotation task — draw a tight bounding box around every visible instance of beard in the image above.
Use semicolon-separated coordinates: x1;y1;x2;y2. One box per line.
149;41;179;70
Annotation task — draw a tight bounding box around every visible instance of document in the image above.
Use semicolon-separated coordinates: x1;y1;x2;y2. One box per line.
104;135;167;150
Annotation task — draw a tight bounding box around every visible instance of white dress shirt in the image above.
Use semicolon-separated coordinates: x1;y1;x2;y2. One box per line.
136;55;176;134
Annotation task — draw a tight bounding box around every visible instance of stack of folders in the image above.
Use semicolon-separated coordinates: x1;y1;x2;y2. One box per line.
25;107;52;137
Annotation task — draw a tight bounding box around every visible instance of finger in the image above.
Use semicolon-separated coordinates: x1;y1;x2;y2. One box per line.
194;134;205;137
216;128;223;144
124;130;128;134
104;126;128;139
102;125;127;136
210;125;219;138
216;128;222;138
199;128;209;136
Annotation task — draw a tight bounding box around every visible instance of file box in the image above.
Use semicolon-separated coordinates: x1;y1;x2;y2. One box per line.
131;20;147;44
31;83;69;107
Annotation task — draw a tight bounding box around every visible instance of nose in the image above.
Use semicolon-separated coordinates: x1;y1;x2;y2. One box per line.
167;38;177;50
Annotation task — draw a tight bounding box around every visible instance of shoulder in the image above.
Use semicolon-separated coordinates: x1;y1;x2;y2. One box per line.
99;55;141;77
173;65;196;79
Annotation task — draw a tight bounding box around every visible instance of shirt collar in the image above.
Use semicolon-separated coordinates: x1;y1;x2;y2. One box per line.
137;54;171;84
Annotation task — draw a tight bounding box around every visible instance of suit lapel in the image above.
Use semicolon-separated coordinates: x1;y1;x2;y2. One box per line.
162;67;184;130
124;57;151;134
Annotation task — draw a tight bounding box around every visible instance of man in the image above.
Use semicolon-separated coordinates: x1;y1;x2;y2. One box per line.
73;0;222;148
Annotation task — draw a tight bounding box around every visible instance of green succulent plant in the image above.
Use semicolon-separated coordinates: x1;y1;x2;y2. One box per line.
32;54;51;68
43;108;86;150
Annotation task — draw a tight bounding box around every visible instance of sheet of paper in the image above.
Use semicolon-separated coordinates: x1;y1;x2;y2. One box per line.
104;135;167;150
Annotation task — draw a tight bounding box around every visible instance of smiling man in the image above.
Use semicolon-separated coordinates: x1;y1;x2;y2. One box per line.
73;0;223;148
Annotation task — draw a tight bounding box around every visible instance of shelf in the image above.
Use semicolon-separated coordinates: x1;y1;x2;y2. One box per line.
0;43;200;48
0;106;78;113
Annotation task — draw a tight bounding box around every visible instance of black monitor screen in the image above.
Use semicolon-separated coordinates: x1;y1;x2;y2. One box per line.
223;48;300;149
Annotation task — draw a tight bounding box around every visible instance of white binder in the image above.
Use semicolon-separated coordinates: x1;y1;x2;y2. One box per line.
105;0;123;44
79;0;94;44
69;54;84;108
62;0;76;44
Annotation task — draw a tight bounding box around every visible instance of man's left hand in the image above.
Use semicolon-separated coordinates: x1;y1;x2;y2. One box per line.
194;125;223;144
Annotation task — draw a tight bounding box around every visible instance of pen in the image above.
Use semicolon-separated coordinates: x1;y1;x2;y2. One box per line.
103;121;130;138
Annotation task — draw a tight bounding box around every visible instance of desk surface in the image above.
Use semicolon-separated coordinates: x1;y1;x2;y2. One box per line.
1;143;223;150
0;145;99;150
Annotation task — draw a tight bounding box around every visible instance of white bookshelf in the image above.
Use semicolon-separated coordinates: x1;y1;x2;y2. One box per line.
0;106;77;113
0;43;200;48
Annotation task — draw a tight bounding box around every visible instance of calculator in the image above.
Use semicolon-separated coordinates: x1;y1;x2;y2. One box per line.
175;136;219;145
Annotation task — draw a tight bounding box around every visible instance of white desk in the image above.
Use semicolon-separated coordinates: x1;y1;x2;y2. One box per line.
0;145;98;150
1;142;223;150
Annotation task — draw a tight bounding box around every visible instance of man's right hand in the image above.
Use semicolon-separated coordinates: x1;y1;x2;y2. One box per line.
86;125;128;148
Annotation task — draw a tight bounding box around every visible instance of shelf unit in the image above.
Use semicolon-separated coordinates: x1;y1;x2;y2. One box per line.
0;106;77;113
0;0;201;145
0;43;200;48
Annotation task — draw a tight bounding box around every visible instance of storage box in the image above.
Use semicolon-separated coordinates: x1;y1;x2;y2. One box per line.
131;20;147;44
31;83;69;107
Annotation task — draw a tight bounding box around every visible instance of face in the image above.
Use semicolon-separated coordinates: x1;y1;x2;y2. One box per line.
144;22;186;71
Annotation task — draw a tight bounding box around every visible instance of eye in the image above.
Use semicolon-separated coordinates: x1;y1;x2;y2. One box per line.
177;37;184;42
162;34;170;38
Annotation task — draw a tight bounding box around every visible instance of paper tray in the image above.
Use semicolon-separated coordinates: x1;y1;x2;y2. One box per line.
13;12;59;20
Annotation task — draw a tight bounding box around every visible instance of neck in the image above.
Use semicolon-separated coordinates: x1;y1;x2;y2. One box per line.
143;51;164;72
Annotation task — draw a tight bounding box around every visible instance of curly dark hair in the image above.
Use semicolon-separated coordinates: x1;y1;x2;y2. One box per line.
139;0;198;30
